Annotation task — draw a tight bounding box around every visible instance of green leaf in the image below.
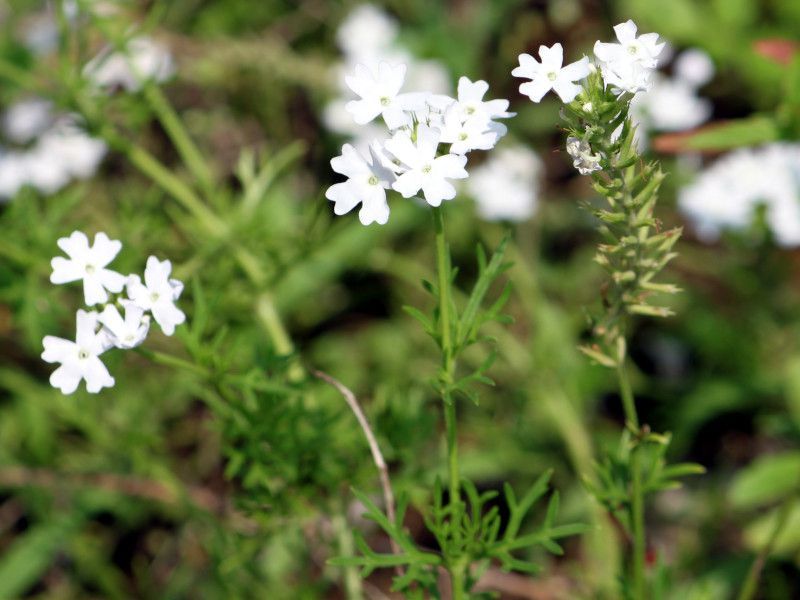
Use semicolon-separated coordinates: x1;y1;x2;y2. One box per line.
683;116;780;151
730;452;800;509
0;512;86;599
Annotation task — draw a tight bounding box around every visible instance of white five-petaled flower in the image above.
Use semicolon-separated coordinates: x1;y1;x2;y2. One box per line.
326;143;394;225
50;231;126;306
126;256;185;336
566;136;603;175
385;125;468;207
439;108;498;155
593;20;665;70
98;302;150;350
594;20;665;94
345;62;425;129
512;44;591;103
41;309;115;394
452;77;514;132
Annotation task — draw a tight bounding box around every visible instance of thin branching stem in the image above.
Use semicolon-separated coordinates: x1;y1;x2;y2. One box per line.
312;370;402;570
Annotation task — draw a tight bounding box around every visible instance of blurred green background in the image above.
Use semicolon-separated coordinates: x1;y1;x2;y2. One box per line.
1;0;800;598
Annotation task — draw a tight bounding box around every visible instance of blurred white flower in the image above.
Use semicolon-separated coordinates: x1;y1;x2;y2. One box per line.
2;99;53;144
36;119;108;180
673;49;715;87
50;231;127;306
678;144;800;246
0;101;106;200
512;44;591;103
0;152;31;200
126;256;186;335
84;36;174;92
630;49;713;143
566;136;602;175
326;143;394;225
98;303;150;350
42;310;115;394
386;125;468;207
468;145;542;222
336;4;398;61
630;75;711;132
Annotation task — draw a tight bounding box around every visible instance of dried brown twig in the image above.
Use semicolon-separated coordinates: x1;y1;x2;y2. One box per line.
312;369;402;562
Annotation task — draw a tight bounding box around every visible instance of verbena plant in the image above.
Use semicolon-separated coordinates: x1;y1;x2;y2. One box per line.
0;3;731;598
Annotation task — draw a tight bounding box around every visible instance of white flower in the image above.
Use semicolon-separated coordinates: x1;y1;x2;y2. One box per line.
512;43;591;103
673;49;715;87
98;302;150;349
678;143;800;246
2;99;53;144
50;231;126;306
0;152;31;200
593;20;665;70
36;119;107;180
566;136;603;175
630;74;711;132
126;256;186;335
41;309;115;394
600;61;655;95
594;21;665;94
345;62;425;129
84;36;174;92
439;108;499;155
452;77;514;129
385;125;468;207
336;4;398;61
326;143;394;225
468;145;542;222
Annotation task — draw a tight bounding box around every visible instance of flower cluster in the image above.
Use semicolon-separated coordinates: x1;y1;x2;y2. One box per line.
326;62;513;225
679;143;800;247
513;20;664;176
513;20;664;105
83;36;175;93
323;4;452;155
0;99;106;200
42;231;185;394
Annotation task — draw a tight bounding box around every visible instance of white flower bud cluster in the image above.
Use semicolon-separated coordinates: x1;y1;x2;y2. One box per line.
42;231;186;394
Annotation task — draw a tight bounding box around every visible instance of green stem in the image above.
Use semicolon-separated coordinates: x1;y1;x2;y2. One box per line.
617;358;646;599
331;504;364;600
256;292;304;381
432;207;464;596
737;494;796;600
141;82;217;199
133;347;210;378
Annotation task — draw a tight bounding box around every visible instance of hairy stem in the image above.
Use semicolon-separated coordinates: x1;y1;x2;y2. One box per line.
617;358;645;599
